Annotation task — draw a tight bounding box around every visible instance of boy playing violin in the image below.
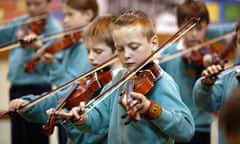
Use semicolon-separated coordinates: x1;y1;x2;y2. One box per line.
0;0;62;144
20;0;99;86
58;10;195;144
158;1;224;143
8;15;121;144
193;21;240;144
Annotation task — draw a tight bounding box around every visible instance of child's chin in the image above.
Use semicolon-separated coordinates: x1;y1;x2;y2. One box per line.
126;66;135;72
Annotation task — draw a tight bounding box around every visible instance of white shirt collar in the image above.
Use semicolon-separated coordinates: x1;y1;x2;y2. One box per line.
177;39;186;51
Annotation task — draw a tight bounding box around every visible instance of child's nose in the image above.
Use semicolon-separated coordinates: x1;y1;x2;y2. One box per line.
191;29;198;37
124;49;131;59
88;51;94;61
63;17;69;24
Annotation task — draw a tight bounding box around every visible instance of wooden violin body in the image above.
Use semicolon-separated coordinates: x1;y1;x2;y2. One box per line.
182;45;219;67
42;66;112;136
122;62;161;124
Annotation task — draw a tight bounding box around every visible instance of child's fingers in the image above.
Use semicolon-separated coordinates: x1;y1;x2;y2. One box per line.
55;109;73;119
71;107;82;120
46;108;56;117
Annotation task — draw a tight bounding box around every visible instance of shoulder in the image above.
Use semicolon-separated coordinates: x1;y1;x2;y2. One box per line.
157;69;178;86
45;14;62;33
11;15;28;23
159;42;178;55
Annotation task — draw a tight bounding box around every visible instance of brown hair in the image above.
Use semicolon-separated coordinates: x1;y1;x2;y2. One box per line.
111;10;155;42
83;15;116;53
236;22;240;32
221;88;240;138
66;0;98;21
177;0;209;26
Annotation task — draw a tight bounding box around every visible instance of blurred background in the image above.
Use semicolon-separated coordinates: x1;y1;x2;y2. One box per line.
0;0;239;143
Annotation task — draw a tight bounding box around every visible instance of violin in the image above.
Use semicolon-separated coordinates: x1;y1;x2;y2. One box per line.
0;56;118;119
182;44;222;77
182;45;219;67
0;15;47;52
121;62;161;125
24;31;82;73
0;14;47;31
28;17;47;35
18;15;47;44
42;66;112;136
70;17;200;124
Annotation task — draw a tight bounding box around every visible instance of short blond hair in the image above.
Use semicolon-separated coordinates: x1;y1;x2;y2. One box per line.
111;10;155;42
83;15;116;53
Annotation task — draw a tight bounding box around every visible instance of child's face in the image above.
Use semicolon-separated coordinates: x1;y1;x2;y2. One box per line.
63;4;92;29
25;0;50;16
86;41;115;67
183;21;208;48
112;26;154;71
236;30;240;55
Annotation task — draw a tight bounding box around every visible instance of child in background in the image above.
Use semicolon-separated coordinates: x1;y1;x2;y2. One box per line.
220;89;240;144
158;1;223;143
9;15;121;144
233;22;240;63
59;10;195;144
193;20;240;144
22;0;99;86
0;0;62;144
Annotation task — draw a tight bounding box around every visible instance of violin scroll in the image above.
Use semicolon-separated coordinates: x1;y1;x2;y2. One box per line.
42;115;56;136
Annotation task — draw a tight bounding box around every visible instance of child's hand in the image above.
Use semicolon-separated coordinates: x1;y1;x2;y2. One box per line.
46;108;69;120
129;92;151;114
203;54;213;67
55;102;88;125
46;108;56;118
8;99;27;112
201;64;223;85
119;91;151;122
123;92;162;120
18;31;42;49
39;53;56;64
203;53;220;67
16;27;25;39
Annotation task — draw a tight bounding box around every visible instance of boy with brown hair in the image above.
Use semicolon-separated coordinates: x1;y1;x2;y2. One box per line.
59;10;195;144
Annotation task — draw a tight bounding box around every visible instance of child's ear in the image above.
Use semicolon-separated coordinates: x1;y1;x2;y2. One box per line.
150;35;159;52
85;9;94;21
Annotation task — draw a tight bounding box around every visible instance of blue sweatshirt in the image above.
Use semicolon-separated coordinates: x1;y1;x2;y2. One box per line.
193;70;240;144
19;68;123;144
159;42;213;132
43;42;92;86
76;67;195;144
0;14;62;85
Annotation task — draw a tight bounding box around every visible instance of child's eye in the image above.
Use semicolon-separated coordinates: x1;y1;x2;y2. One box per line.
116;47;124;52
87;49;90;54
129;43;140;50
94;49;103;54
